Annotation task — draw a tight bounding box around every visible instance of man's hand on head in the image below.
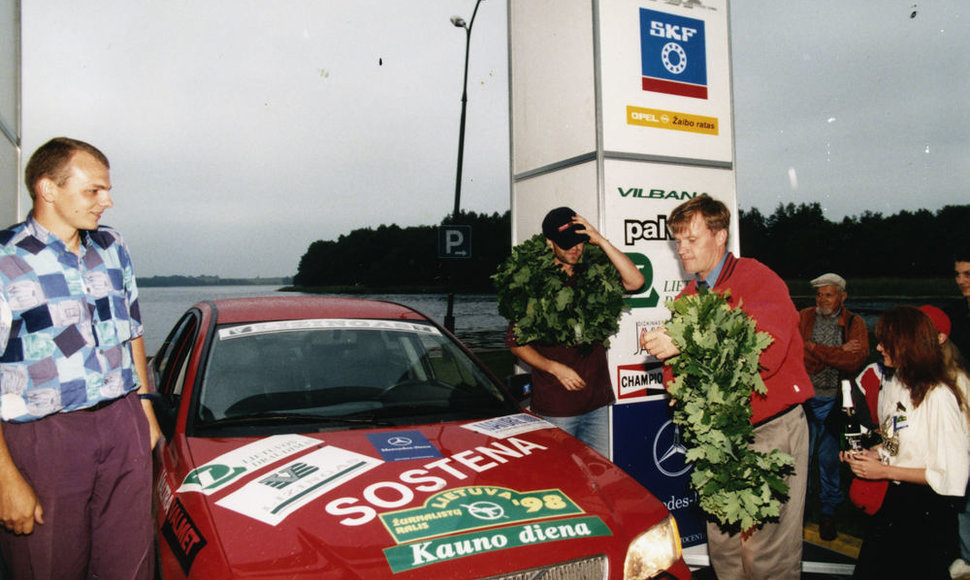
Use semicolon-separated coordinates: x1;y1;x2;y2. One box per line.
570;214;605;246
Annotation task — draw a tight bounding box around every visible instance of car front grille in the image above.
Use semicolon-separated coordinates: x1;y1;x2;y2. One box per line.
478;554;609;580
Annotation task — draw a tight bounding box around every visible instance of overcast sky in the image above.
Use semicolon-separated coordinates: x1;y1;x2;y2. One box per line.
21;1;969;278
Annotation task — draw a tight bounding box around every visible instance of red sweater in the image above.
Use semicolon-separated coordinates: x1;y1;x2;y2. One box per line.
668;253;814;424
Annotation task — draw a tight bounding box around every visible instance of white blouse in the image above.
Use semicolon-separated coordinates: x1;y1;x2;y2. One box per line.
878;375;970;496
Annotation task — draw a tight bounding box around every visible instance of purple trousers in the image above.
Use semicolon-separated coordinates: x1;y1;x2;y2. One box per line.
0;392;153;579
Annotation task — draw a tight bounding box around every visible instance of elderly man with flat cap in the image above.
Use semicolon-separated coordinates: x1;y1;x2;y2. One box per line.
503;207;643;457
798;272;868;540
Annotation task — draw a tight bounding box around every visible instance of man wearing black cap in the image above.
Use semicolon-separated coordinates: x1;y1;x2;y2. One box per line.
505;207;644;457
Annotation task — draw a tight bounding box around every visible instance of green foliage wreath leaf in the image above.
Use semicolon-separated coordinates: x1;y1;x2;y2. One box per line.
492;234;627;347
665;288;794;533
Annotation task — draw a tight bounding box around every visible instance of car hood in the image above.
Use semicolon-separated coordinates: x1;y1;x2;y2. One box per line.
156;414;673;578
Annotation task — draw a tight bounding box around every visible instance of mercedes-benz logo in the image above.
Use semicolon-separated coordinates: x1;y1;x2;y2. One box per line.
461;502;506;521
387;436;412;447
652;420;691;478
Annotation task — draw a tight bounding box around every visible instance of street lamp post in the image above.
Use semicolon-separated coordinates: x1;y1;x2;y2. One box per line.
444;0;483;333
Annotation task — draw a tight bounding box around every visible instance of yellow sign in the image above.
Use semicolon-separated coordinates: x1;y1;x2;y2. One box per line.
626;106;719;136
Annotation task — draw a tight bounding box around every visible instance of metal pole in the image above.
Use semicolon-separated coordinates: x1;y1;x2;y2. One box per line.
445;0;483;333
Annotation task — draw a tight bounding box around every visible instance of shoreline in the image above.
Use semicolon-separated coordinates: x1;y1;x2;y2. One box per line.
138;275;959;300
285;277;959;300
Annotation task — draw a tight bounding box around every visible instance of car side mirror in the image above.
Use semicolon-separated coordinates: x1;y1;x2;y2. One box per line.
504;373;532;404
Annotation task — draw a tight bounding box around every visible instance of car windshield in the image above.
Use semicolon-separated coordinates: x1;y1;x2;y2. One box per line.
194;318;518;433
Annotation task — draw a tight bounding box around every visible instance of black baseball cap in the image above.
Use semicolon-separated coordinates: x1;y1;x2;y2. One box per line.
542;207;589;250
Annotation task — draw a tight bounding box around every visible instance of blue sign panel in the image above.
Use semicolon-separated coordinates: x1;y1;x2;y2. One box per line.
639;8;708;99
367;430;443;462
612;400;706;547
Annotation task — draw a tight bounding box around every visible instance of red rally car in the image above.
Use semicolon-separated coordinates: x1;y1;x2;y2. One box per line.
148;296;689;579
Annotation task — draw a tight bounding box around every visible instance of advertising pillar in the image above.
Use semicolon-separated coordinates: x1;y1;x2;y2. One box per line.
1;0;21;226
509;0;737;549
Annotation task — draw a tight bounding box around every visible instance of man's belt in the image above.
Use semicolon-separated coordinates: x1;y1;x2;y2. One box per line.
79;393;127;413
753;403;802;428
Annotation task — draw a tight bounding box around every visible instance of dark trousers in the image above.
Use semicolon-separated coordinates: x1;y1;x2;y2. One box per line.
854;481;958;579
805;395;843;514
0;393;153;579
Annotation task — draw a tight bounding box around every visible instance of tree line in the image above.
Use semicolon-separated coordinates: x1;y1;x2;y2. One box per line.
292;211;511;293
740;203;969;280
291;204;970;293
140;275;293;287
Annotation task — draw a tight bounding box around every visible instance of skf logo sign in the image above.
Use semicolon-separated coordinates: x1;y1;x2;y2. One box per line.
640;9;708;99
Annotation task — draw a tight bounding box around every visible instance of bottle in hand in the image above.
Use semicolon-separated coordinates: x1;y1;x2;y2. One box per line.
840;379;864;452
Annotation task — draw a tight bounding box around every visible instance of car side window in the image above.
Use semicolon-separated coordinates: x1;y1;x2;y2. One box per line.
154;313;200;396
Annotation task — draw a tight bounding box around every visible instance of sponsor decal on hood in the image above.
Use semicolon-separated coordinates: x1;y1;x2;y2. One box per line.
383;516;612;573
367;430;443;462
460;413;554;439
379;486;583;544
215;445;383;526
178;434;320;495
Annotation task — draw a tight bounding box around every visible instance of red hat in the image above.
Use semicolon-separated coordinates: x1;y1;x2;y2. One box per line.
918;304;951;337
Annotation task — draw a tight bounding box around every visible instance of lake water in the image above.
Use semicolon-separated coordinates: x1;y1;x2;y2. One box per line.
137;286;508;354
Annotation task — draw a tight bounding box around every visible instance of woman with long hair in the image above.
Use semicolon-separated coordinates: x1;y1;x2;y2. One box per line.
842;305;969;578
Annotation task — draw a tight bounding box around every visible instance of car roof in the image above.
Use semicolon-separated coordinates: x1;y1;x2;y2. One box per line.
202;296;431;325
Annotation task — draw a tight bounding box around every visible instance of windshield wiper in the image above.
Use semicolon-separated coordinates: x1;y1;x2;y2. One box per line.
197;412;395;429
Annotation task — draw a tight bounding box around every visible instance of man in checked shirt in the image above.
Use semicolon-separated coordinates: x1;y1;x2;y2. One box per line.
0;137;159;579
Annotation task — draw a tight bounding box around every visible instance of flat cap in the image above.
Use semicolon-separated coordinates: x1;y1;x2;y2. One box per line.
810;273;846;291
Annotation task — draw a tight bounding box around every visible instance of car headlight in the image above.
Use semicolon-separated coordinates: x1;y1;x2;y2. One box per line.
623;515;682;579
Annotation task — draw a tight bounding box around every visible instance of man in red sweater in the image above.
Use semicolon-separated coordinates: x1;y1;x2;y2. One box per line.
643;194;813;580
